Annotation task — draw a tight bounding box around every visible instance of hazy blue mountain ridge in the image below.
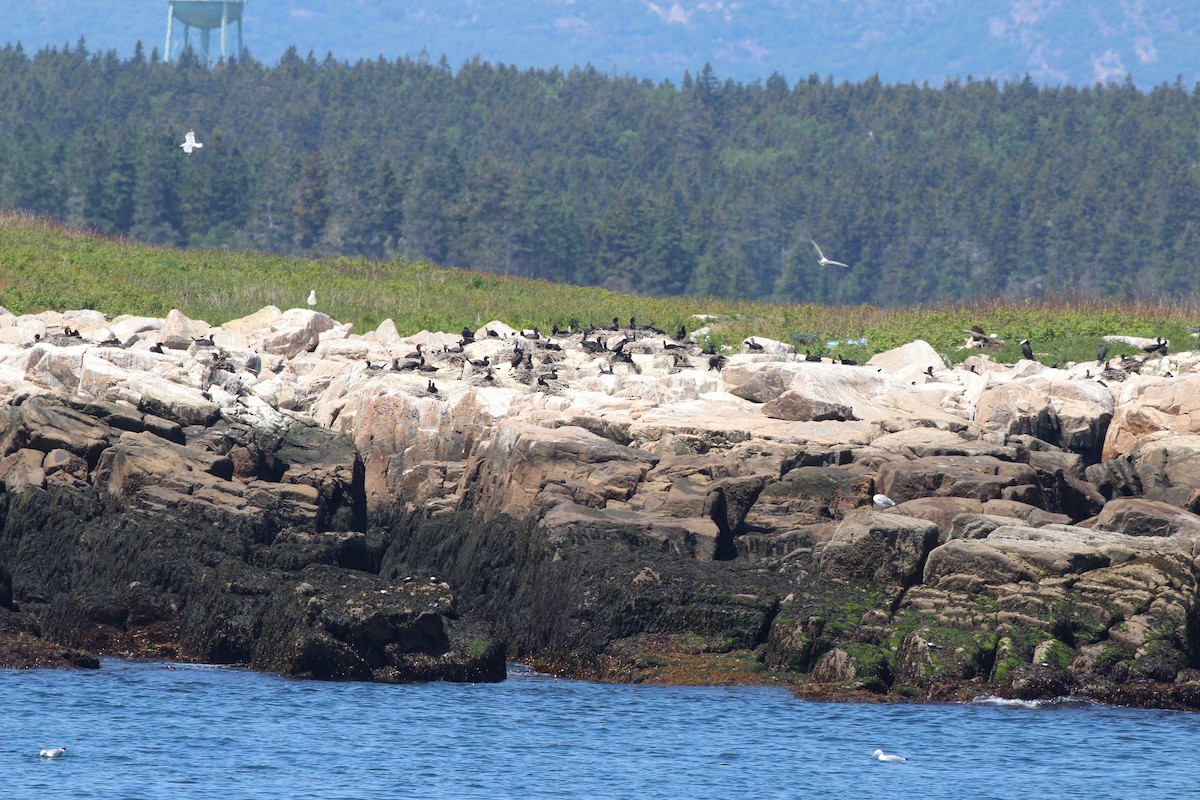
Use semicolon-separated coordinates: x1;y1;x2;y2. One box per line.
10;0;1200;88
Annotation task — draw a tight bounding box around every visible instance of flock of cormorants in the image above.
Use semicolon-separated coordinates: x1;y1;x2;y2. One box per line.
24;313;1189;402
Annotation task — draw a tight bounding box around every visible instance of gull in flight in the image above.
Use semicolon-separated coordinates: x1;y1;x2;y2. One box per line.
180;130;203;155
872;749;907;762
811;240;850;268
39;747;67;758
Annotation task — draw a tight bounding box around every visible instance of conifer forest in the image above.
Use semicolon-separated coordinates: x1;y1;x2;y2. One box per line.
2;41;1199;306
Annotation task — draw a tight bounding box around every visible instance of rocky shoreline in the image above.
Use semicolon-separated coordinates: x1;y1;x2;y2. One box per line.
2;305;1200;710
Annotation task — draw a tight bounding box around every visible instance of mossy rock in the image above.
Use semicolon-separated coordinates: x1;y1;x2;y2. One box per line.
762;582;886;672
842;641;893;682
1032;638;1075;670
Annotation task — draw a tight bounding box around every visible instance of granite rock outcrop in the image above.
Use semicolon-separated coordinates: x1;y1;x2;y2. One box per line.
2;309;1200;707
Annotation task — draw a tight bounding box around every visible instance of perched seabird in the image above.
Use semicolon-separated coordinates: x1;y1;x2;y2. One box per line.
963;324;1000;347
811;239;850;268
1141;337;1165;353
924;366;935;378
581;332;606;354
872;749;907;762
426;380;438;395
1020;339;1035;361
180;129;203;155
708;355;727;371
873;493;896;508
39;747;66;758
1097;344;1107;366
744;338;765;352
307;290;317;309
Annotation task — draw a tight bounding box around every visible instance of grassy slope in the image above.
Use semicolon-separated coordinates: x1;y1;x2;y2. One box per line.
1;212;1195;366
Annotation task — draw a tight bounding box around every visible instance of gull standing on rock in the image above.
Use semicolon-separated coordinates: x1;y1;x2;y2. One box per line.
307;290;317;309
180;130;203;155
873;493;896;508
811;239;851;268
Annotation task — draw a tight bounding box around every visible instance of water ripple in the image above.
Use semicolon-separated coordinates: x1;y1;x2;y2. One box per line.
2;660;1198;798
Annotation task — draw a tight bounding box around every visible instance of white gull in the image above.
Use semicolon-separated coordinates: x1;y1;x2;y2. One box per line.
180;130;203;155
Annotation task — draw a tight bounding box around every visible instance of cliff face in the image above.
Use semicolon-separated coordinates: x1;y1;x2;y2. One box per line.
3;307;1200;707
0;308;505;682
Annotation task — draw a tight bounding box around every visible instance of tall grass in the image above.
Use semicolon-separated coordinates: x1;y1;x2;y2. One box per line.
1;212;1196;365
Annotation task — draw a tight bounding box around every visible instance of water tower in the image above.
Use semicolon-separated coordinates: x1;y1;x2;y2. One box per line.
165;1;247;64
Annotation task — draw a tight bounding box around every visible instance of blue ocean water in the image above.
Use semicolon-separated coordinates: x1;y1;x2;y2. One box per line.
3;659;1198;799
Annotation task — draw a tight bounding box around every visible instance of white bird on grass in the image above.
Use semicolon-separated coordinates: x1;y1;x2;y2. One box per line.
307;290;317;309
180;130;203;155
811;239;851;268
39;747;67;758
872;749;907;762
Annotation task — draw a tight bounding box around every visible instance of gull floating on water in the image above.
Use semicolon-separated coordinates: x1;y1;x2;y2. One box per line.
39;747;66;758
180;130;203;155
873;493;896;508
872;749;907;762
811;240;851;268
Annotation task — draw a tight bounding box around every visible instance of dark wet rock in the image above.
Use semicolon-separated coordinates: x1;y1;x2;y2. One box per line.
0;394;500;681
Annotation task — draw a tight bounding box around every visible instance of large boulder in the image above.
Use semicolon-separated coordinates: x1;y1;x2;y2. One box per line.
254;309;339;359
1126;433;1200;507
976;376;1113;458
876;455;1039;504
1092;498;1200;539
1104;374;1200;459
817;510;940;602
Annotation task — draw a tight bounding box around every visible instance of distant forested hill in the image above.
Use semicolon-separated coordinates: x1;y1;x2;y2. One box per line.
1;43;1199;305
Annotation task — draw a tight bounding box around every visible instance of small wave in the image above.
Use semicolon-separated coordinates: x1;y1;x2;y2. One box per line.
970;694;1099;710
